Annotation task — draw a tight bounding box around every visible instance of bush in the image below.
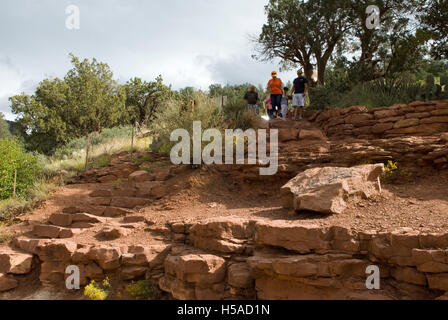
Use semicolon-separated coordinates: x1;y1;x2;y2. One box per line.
125;280;161;300
223;99;259;130
0;139;41;200
150;92;224;156
84;278;111;300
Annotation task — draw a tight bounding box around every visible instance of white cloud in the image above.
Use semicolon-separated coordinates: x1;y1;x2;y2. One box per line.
0;0;299;119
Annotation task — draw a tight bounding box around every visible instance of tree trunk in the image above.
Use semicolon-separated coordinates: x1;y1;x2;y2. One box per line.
131;124;135;160
304;63;314;86
317;60;326;85
85;133;91;171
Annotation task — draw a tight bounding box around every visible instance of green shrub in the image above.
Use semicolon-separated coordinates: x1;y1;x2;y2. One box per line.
223;98;259;130
125;280;161;300
150;92;224;156
0;139;41;200
84;278;111;300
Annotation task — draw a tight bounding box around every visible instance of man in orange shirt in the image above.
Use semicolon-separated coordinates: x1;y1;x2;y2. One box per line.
267;71;283;119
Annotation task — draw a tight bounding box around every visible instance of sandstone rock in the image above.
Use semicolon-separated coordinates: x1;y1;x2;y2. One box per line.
89;190;112;198
427;274;448;291
71;213;103;223
189;218;256;253
278;128;300;142
159;275;196;300
0;251;33;274
88;197;112;206
374;109;398;119
150;185;168;199
372;123;394;134
103;206;131;218
12;238;49;254
298;129;327;141
255;221;330;253
344;113;373;125
123;215;146;223
0;273;18;292
431;109;448;116
420;116;448;124
391;267;427;286
129;171;152;183
152;166;174;181
280;164;384;214
98;175;117;183
33;225;62;238
228;263;254;289
84;262;104;280
88;246;121;270
110;197;149;209
121;266;148;280
63;205;106;216
394;118;420;129
97;226;132;240
49;213;73;227
164;253;226;285
35;240;77;262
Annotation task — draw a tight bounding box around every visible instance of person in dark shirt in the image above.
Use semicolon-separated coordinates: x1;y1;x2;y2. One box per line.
244;85;260;115
290;70;309;120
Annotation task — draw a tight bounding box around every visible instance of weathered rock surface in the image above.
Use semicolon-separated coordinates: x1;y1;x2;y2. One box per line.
281;164;384;214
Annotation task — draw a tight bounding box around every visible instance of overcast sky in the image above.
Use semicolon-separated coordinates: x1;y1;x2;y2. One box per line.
0;0;298;120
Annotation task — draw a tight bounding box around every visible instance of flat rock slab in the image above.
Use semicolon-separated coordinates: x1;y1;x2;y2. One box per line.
281;164;384;214
0;251;33;274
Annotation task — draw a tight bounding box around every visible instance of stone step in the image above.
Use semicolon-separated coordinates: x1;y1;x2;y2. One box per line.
0;249;33;275
62;205;134;217
49;213;106;228
32;224;83;239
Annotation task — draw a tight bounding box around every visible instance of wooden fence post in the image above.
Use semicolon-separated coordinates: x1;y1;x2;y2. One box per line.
13;169;17;199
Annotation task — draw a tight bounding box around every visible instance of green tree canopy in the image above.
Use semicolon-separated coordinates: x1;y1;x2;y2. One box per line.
124;76;172;129
0;113;12;139
10;54;125;154
419;0;448;59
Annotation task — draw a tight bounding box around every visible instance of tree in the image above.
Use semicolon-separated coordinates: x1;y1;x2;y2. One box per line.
346;0;427;81
10;78;73;154
0;113;12;139
256;0;352;84
124;76;171;155
419;0;448;59
64;54;125;169
10;54;126;162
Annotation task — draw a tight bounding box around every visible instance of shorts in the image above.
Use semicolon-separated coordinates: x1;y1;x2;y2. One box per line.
247;104;259;115
293;93;305;107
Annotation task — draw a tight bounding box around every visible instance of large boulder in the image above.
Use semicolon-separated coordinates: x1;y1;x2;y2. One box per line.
281;164;384;214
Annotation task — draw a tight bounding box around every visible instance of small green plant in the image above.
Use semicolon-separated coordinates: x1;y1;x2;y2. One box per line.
84;277;111;300
381;161;412;183
134;154;157;166
90;154;112;169
125;280;161;300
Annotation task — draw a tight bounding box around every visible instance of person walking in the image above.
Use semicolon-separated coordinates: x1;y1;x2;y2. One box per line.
267;71;283;119
290;69;309;120
243;85;260;115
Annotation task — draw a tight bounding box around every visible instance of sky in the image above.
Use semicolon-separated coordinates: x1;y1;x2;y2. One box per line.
0;0;298;121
